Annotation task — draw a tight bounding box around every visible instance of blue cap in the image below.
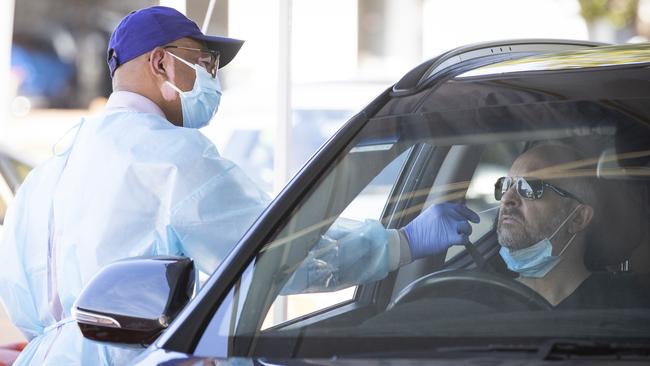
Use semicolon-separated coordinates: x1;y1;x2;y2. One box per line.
107;6;244;77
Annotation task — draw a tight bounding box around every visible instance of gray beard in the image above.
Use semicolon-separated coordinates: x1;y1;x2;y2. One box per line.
497;223;535;250
496;206;570;251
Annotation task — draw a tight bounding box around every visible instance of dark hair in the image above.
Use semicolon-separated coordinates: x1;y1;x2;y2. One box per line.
525;141;596;207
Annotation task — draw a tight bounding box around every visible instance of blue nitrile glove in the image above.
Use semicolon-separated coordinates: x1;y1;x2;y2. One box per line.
401;202;480;260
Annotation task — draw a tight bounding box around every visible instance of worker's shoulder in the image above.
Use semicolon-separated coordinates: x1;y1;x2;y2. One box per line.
87;111;219;160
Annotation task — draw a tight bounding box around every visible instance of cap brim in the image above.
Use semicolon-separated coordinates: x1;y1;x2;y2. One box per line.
191;34;244;69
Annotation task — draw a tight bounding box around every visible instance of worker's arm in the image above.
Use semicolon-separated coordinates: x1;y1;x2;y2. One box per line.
168;156;271;275
280;203;480;294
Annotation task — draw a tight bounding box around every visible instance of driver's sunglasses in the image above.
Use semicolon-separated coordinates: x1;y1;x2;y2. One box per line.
163;45;220;78
494;176;583;204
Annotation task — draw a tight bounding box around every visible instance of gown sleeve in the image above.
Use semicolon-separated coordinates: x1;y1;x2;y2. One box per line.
280;218;403;294
168;158;270;274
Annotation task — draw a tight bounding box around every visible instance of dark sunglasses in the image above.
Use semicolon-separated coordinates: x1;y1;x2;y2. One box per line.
494;176;583;203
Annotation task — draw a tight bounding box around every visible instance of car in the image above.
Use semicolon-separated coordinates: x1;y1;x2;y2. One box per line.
0;143;34;228
72;40;650;364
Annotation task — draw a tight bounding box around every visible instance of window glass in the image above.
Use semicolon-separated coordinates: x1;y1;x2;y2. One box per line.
261;149;411;329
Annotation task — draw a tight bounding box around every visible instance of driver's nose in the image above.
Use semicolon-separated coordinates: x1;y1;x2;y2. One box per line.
500;183;520;208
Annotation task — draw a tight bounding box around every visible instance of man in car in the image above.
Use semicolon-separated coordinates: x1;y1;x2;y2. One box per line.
496;142;648;308
0;6;479;365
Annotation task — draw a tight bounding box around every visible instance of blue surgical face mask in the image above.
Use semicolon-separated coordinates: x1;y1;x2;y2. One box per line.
499;205;580;278
165;52;222;129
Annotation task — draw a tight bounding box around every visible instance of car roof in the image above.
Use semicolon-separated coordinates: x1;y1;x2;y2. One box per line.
391;39;650;96
375;40;650;119
459;43;650;78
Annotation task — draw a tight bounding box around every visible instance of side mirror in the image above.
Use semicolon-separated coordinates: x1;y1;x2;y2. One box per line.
72;256;195;346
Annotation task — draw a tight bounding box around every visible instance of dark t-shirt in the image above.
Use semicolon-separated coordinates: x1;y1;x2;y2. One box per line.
555;272;650;309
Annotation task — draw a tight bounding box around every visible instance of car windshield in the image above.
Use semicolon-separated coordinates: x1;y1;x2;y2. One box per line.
194;64;650;359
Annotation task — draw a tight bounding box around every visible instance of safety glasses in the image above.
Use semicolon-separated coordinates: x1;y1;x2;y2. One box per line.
163;45;220;78
494;176;583;203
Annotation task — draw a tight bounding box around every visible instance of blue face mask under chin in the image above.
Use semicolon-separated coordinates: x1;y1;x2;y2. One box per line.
165;52;222;129
499;205;580;278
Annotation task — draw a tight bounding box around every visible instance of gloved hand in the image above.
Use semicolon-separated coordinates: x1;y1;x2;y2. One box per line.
401;202;480;260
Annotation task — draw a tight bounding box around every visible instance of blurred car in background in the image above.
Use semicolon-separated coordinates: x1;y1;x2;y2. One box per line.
0;143;34;228
11;19;114;113
11;43;76;109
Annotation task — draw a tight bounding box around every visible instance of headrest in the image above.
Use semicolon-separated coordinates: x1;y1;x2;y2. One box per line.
585;179;648;270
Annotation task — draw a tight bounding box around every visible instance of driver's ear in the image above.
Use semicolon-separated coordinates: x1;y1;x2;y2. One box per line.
569;204;594;233
148;47;169;81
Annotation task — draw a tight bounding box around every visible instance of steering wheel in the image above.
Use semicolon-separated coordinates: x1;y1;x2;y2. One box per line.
387;269;552;311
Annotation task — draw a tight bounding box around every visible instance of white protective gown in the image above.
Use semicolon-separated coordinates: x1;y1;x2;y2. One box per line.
0;92;405;365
